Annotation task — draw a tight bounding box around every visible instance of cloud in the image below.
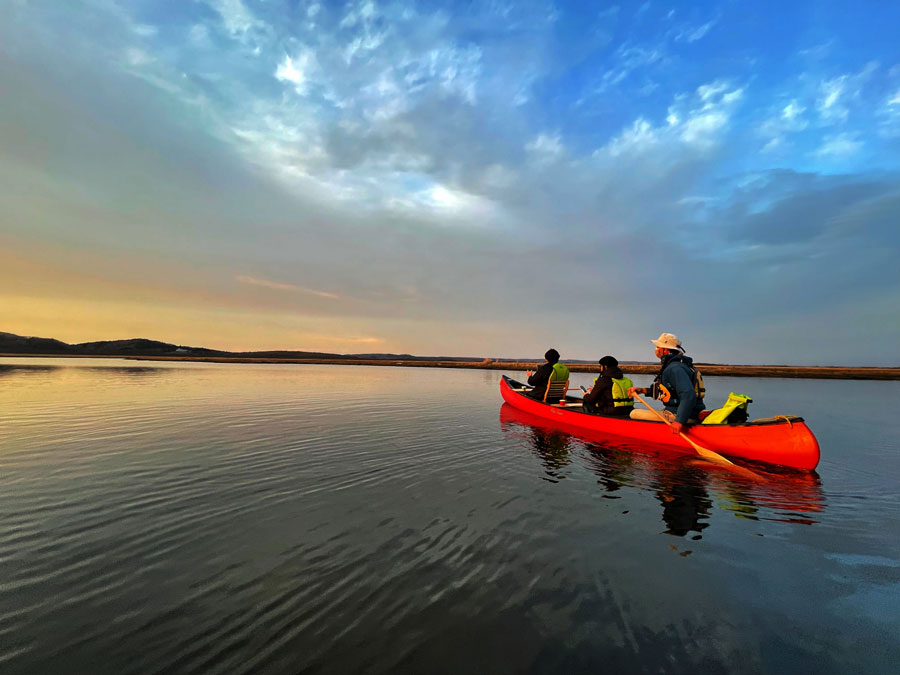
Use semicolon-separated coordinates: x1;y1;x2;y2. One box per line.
236;275;340;299
295;332;384;346
712;171;893;246
880;89;900;137
758;99;808;152
798;40;834;61
206;0;260;36
591;43;664;94
674;18;718;43
681;83;743;147
525;133;563;156
597;80;743;158
603;118;658;156
275;53;312;92
816;132;862;157
782;101;806;120
819;75;848;121
339;0;377;29
761;137;782;154
817;62;878;123
680;110;728;146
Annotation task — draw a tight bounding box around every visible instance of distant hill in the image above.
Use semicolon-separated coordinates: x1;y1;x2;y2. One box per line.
0;331;220;357
0;331;659;363
0;331;484;362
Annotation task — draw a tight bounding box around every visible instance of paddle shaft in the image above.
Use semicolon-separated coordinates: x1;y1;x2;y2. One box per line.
631;392;735;466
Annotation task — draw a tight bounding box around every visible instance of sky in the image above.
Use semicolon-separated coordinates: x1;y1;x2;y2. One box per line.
2;0;899;365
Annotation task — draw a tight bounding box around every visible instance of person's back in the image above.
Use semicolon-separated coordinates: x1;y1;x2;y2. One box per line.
583;355;633;416
527;348;569;401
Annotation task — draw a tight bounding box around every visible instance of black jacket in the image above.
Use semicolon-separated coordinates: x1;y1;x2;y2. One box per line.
527;362;556;400
582;365;630;416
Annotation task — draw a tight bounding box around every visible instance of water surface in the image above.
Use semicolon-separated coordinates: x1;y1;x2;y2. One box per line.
1;359;899;673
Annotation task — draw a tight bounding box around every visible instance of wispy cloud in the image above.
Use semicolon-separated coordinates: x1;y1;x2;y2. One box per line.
758;99;808;152
236;275;340;299
589;43;665;96
525;133;563;156
205;0;261;37
594;79;744;165
274;52;315;94
298;333;384;346
815;132;862;157
819;75;848;122
817;62;879;123
602;118;658;157
782;101;806;121
674;18;718;43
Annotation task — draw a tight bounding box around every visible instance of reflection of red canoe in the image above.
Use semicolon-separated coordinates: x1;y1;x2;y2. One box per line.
500;376;820;470
500;403;825;516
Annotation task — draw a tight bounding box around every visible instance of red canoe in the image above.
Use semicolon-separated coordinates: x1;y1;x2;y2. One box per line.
500;376;820;470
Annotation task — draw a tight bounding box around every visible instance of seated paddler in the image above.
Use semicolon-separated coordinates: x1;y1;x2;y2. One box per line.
627;332;705;434
526;348;569;401
582;355;634;416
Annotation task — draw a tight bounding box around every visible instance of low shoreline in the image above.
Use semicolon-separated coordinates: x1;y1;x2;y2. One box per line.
3;353;898;380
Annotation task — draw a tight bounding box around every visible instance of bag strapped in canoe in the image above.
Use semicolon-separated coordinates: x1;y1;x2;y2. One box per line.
701;392;752;425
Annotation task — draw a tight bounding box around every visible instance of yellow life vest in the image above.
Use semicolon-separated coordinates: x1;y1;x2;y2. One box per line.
612;376;634;408
595;375;634;408
550;363;570;381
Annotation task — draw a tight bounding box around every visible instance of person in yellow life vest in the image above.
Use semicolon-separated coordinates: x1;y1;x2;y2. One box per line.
526;348;569;401
582;355;634;416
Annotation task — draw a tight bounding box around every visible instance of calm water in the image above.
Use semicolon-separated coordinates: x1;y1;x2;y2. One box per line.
1;358;899;674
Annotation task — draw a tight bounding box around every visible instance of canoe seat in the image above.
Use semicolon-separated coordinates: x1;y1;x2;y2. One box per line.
544;379;569;404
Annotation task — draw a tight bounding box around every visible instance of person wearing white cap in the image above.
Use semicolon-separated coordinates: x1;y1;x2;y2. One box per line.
627;333;705;434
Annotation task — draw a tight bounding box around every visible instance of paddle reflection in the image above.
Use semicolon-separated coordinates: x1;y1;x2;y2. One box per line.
499;403;825;535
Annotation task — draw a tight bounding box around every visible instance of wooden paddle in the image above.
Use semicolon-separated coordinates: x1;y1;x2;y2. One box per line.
631;391;737;467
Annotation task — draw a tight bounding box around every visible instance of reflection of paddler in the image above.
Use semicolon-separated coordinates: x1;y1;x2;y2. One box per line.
584;444;636;494
528;427;573;480
653;464;712;537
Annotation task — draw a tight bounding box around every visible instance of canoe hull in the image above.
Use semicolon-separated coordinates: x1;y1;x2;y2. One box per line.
500;376;820;470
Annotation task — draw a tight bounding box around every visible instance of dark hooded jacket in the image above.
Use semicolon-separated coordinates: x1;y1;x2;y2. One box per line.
527;361;557;400
582;364;630;416
653;353;705;425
